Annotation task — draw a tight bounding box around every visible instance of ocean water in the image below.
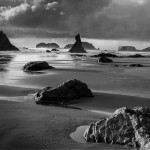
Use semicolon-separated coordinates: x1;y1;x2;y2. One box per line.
1;49;150;99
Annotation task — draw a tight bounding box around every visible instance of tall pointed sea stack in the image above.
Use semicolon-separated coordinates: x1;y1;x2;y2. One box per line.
69;34;86;53
0;31;19;51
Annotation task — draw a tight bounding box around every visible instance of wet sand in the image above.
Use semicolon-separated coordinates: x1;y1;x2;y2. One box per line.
0;84;149;149
0;90;143;149
0;51;150;149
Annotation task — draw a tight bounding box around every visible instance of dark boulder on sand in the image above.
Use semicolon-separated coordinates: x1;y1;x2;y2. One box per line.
35;79;93;105
0;31;19;51
84;107;150;149
98;56;113;63
23;61;54;72
69;34;86;53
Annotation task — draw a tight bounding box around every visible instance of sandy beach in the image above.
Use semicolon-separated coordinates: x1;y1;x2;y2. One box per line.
2;1;150;149
0;51;150;149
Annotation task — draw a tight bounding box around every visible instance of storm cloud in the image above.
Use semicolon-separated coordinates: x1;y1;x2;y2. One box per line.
1;0;150;40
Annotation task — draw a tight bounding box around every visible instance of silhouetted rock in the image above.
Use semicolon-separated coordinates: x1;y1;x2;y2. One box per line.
130;64;143;67
36;43;60;48
46;50;51;53
91;53;118;58
128;54;144;58
64;42;97;50
35;79;93;105
64;44;73;49
84;107;150;149
119;46;137;52
98;56;113;63
69;34;86;53
51;48;59;52
142;47;150;52
36;43;47;48
23;61;54;72
0;31;19;51
82;42;97;50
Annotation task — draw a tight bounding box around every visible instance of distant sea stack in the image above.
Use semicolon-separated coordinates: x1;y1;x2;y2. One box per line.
118;46;137;52
36;43;60;49
65;42;97;50
142;47;150;52
0;31;19;51
69;34;86;53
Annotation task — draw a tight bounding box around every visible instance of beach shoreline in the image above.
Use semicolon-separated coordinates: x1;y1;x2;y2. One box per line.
0;51;150;149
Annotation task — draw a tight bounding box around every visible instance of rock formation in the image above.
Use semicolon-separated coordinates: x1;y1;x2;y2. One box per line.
128;54;144;58
51;48;59;52
65;42;97;50
130;64;143;67
46;50;51;53
69;34;86;53
84;107;150;150
118;46;137;52
35;79;93;105
91;53;118;58
142;47;150;52
0;31;19;51
98;56;113;63
64;44;73;49
36;43;60;49
23;61;54;72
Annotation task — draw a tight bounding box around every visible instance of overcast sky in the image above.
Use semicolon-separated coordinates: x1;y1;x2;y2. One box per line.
0;0;150;42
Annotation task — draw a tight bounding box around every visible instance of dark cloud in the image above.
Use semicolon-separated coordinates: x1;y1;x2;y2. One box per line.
1;0;150;40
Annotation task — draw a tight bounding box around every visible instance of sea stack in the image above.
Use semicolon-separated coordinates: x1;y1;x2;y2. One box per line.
69;34;86;53
0;31;19;51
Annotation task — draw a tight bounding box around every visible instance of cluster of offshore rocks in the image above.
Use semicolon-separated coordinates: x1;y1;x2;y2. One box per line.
90;53;145;67
1;30;150;53
36;36;150;53
36;34;98;52
84;107;150;150
119;46;150;52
